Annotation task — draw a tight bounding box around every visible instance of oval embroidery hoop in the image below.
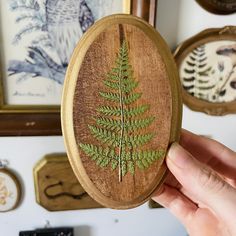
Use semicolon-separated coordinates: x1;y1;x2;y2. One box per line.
0;161;21;212
61;14;182;209
174;26;236;116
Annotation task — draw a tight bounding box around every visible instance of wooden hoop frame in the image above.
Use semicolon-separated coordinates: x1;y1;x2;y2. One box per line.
174;26;236;116
61;14;182;209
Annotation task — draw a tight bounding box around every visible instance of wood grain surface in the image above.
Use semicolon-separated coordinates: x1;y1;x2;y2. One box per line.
34;154;102;211
62;15;182;209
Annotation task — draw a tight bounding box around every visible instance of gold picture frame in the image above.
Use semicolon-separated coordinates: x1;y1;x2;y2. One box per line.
0;0;157;136
34;153;103;211
174;26;236;116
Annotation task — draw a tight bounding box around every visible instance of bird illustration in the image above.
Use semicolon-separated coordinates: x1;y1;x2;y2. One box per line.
45;0;94;67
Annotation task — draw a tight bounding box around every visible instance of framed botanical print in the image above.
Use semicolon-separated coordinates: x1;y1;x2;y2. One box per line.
0;0;157;136
174;26;236;115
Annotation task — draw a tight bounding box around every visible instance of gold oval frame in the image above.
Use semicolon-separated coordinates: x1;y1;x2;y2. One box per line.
174;26;236;116
61;14;182;209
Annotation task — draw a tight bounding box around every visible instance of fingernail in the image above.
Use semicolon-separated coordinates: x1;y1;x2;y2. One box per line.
167;142;192;169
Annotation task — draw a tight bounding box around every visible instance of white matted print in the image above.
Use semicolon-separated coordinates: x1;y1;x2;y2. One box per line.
0;170;20;212
180;41;236;103
0;0;127;105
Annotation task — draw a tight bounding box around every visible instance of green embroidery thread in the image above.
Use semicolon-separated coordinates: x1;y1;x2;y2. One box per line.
79;40;165;182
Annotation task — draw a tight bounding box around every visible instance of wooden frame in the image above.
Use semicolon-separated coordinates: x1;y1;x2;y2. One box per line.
196;0;236;15
174;26;236;116
34;153;102;211
62;14;182;209
0;0;157;136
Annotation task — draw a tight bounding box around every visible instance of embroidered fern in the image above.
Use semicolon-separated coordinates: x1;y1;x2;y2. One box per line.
79;40;165;181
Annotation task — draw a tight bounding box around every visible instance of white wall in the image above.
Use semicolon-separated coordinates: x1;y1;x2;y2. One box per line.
1;1;236;235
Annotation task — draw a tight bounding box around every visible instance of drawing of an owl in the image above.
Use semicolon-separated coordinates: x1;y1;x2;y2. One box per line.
45;0;94;67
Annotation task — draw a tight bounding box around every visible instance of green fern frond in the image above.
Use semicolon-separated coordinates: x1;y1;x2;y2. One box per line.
97;105;150;117
124;133;154;147
95;117;154;132
79;40;163;181
123;93;142;104
124;105;150;117
103;80;119;90
133;150;165;169
122;79;138;93
99;92;120;102
79;143;117;167
125;117;155;131
95;117;121;131
103;78;138;93
88;125;119;146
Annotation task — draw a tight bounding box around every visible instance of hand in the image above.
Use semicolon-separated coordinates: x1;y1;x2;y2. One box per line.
152;129;236;236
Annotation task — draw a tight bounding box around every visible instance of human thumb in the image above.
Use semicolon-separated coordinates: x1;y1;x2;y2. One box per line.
167;143;236;225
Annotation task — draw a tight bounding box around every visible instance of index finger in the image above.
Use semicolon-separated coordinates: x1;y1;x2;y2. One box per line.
180;129;236;180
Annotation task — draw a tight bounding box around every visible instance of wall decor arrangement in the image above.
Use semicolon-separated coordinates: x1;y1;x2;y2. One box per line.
34;154;102;211
196;0;236;15
61;14;182;209
0;160;21;212
174;26;236;116
19;227;73;236
0;0;157;136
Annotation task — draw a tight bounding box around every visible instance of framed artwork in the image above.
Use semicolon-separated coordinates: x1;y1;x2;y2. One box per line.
34;153;102;211
0;168;21;212
19;227;73;236
0;0;157;136
61;15;182;209
174;26;236;115
196;0;236;15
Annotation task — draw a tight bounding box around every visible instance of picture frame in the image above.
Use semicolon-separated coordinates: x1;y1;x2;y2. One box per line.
174;26;236;116
61;14;182;209
34;153;102;211
19;227;74;236
196;0;236;15
0;0;157;136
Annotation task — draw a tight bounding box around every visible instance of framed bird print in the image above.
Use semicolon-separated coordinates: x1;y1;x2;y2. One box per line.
61;14;182;209
0;0;157;136
174;26;236;115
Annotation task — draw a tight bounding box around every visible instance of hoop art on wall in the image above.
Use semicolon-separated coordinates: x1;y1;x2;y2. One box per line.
174;26;236;115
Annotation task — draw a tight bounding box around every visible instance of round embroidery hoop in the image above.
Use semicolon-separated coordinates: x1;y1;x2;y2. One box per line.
0;167;21;212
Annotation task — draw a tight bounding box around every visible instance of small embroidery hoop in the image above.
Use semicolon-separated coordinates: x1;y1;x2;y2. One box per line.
0;160;21;212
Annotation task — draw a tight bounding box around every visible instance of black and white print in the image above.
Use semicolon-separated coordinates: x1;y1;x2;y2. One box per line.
180;41;236;103
0;0;124;105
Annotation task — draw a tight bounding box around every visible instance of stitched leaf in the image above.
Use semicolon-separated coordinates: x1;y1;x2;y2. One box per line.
79;40;164;181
